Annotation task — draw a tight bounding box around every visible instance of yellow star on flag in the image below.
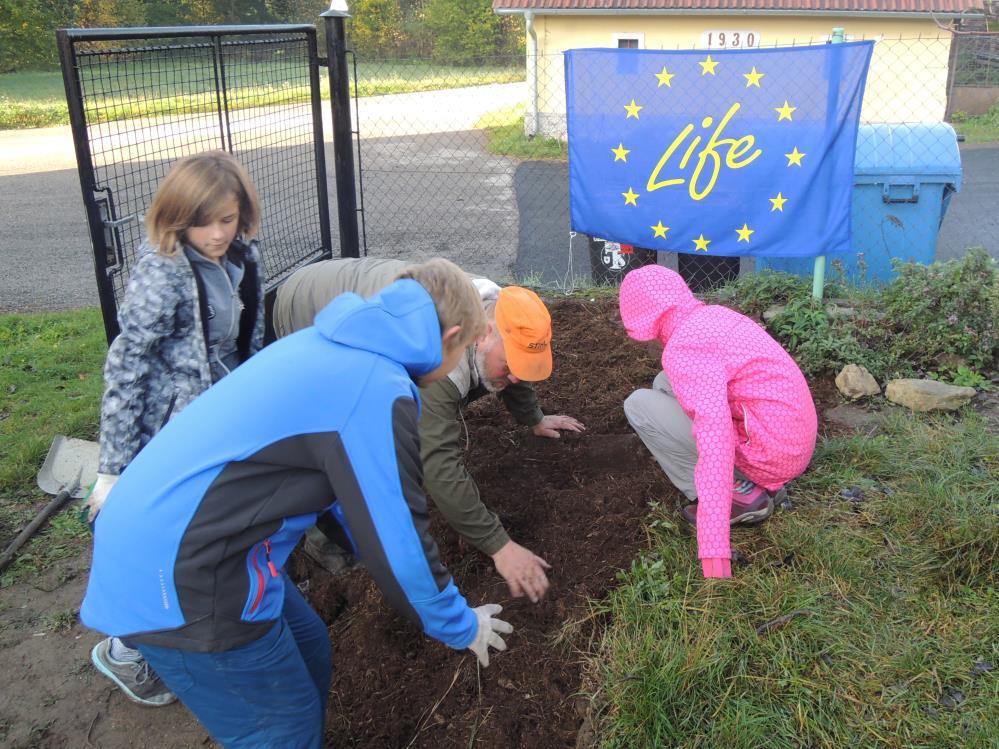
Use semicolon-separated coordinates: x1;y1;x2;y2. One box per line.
775;100;797;121
785;147;806;167
743;67;764;88
622;187;639;206
692;234;711;252
699;55;719;75
736;224;754;243
770;192;787;212
611;143;630;162
624;99;643;119
655;66;675;87
651;221;670;238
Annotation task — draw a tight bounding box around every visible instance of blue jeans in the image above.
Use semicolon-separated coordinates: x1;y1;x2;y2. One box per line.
137;578;332;749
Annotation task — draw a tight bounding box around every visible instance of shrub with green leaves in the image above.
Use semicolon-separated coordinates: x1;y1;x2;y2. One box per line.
719;269;810;317
767;297;891;377
882;248;998;372
722;251;998;379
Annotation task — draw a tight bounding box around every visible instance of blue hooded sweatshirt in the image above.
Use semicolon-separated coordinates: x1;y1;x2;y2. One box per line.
80;279;478;653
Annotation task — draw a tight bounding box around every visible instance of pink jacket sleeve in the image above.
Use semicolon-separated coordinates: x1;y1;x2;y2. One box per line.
665;358;734;578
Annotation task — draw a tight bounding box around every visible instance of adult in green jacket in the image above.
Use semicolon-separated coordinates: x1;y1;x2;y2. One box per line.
274;258;584;602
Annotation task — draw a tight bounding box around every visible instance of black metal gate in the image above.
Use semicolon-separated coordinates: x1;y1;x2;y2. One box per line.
57;24;335;342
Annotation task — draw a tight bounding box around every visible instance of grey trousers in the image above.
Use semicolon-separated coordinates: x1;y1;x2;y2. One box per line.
624;371;746;502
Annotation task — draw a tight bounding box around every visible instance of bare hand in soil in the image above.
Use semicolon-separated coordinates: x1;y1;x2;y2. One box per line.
532;414;586;439
468;603;514;667
492;540;552;602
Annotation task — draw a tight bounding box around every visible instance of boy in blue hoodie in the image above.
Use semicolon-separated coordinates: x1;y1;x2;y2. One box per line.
80;259;513;749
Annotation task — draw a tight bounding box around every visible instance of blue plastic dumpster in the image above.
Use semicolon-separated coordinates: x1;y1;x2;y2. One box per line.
759;123;962;284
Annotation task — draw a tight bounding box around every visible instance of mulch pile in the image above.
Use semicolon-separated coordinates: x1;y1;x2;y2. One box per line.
291;296;836;748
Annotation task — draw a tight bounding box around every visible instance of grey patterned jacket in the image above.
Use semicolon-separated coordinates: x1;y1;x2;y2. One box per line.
98;240;263;474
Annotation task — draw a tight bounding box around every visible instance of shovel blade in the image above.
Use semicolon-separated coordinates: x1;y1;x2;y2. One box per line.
37;436;99;499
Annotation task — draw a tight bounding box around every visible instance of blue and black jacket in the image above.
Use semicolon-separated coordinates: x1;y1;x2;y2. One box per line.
81;279;478;653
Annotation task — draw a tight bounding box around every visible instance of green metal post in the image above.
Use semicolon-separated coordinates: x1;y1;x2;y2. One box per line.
813;26;846;300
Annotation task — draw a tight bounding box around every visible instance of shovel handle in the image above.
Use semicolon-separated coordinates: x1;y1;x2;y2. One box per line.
0;486;77;575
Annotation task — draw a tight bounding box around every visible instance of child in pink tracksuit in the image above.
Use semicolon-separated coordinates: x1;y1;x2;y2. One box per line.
619;266;817;578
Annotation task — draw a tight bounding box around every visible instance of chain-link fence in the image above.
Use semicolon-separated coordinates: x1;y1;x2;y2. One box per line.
353;32;994;292
58;25;995;312
951;32;999;88
58;25;332;340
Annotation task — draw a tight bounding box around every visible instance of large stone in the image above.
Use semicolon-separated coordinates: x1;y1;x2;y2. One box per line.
835;364;881;400
763;305;785;323
824;404;881;432
885;379;977;412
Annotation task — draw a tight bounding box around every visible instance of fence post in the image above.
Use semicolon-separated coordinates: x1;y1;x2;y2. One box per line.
525;10;539;137
321;1;361;258
57;29;121;343
813;26;846;301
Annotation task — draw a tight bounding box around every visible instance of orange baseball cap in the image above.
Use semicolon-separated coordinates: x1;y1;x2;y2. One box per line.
494;286;553;381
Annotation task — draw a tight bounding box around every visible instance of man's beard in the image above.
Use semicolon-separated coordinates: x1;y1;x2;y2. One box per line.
474;342;507;393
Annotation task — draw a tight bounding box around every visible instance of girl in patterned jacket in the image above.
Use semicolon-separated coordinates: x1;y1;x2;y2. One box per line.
82;150;264;706
619;265;817;579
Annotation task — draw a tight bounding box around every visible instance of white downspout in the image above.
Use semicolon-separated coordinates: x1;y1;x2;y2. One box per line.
525;10;539;137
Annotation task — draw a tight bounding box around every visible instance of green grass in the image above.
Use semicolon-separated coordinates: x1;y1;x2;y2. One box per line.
0;62;524;130
591;410;999;748
0;309;106;586
477;103;567;161
950;103;999;145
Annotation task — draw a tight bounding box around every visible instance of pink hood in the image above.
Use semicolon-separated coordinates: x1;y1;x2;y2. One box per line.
619;264;704;343
620;265;817;578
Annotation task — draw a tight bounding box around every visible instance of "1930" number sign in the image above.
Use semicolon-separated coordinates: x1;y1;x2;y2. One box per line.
701;31;761;49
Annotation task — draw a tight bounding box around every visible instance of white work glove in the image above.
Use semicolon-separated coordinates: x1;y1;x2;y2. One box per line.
82;473;119;523
468;603;513;668
471;277;501;302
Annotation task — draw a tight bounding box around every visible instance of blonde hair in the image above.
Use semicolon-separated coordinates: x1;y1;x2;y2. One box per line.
145;151;260;256
396;259;487;352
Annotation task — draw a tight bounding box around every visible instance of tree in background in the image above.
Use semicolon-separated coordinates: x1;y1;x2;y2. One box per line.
0;0;75;71
423;0;522;65
265;0;327;24
1;0;51;72
424;0;504;65
73;0;146;28
0;0;523;72
348;0;404;58
398;0;432;57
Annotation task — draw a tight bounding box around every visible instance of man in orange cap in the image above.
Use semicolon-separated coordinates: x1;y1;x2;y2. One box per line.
274;258;585;602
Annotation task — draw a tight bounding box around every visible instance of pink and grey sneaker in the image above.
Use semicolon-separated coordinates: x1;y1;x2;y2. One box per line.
681;481;782;527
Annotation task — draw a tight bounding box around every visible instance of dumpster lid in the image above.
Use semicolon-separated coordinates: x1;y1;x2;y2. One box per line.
855;123;962;191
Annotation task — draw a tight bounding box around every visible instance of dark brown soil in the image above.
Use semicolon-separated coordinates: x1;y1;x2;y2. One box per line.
290;297;844;749
0;297;855;749
289;297;668;748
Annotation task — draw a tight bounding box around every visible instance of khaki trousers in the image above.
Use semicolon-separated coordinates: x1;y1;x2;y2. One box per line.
624;371;747;502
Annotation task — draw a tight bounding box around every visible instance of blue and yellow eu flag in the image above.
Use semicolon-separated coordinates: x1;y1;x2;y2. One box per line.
566;41;874;258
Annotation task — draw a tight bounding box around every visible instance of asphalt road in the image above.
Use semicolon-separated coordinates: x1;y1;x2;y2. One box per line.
1;89;996;313
936;143;999;261
0;84;527;314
